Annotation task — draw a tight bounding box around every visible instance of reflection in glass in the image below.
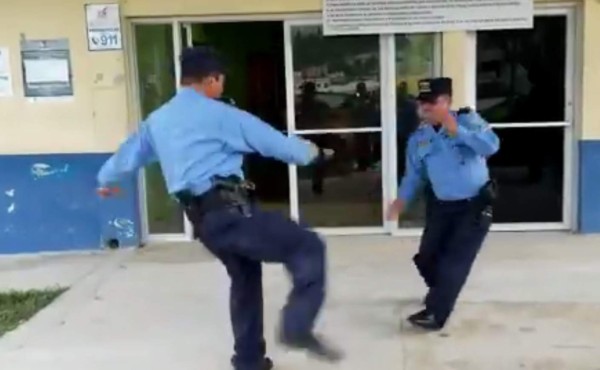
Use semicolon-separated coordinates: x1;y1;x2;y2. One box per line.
292;25;380;131
489;127;564;223
476;16;566;123
134;24;184;234
395;34;437;228
297;133;382;227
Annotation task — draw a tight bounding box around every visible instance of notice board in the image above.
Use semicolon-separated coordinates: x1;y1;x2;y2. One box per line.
323;0;534;36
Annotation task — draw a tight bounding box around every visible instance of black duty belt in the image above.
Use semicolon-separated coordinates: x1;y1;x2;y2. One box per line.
175;176;256;219
433;180;498;206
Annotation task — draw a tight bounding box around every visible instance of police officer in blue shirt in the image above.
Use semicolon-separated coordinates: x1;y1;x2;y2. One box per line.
387;77;500;331
97;47;342;369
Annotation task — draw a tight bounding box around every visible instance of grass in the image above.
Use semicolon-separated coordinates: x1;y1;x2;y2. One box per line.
0;288;67;337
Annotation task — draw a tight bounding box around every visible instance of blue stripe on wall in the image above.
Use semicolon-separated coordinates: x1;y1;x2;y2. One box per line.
579;140;600;233
0;153;140;254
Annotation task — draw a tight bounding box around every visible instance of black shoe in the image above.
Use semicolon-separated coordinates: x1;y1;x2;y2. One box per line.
261;357;274;370
407;309;444;331
232;357;273;370
279;332;343;363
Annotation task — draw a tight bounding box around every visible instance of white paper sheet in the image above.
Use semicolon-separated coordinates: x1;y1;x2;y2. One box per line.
23;58;70;84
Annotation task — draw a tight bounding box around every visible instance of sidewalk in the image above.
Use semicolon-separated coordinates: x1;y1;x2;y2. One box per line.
1;233;600;369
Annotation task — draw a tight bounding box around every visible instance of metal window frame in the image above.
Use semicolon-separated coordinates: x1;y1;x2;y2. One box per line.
125;3;579;241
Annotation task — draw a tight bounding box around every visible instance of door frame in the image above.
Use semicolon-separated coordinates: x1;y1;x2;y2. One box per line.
126;3;579;242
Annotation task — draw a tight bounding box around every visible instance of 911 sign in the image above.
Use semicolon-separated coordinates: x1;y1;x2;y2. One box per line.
85;4;123;51
89;31;121;50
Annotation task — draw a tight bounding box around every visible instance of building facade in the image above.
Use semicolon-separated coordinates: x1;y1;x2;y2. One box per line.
0;0;599;253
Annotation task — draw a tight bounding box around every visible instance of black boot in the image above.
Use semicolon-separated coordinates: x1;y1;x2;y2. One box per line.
279;331;343;363
232;357;273;370
407;309;444;331
261;357;274;370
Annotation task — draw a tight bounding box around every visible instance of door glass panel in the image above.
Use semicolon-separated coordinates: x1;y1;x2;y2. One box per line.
476;16;566;123
477;16;567;224
395;34;437;228
134;24;184;234
297;133;382;227
291;25;381;131
489;127;564;223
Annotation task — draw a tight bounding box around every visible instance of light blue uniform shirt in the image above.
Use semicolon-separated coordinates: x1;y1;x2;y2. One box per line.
98;87;314;195
398;110;500;202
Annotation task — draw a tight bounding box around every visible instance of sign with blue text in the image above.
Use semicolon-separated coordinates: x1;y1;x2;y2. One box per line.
85;3;122;51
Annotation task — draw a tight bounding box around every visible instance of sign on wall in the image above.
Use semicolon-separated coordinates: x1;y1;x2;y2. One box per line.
21;39;73;99
323;0;534;36
0;47;13;97
85;3;123;51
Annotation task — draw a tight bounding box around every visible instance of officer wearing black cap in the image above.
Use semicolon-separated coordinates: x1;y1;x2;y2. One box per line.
387;77;500;330
97;46;342;369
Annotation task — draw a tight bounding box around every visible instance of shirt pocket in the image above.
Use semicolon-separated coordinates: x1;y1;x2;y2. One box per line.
455;143;478;160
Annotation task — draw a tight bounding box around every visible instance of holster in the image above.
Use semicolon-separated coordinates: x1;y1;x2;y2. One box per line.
478;179;498;206
175;175;256;225
211;175;255;217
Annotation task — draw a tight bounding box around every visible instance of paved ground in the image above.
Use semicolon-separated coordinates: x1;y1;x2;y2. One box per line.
2;233;600;370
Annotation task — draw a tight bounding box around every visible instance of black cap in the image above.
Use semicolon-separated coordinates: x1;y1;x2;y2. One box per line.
417;78;452;103
180;46;225;80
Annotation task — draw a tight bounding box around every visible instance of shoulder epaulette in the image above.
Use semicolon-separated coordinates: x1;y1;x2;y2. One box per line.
457;107;472;115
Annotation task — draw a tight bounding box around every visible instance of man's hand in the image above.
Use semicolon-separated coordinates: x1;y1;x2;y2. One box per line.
304;139;320;162
441;111;458;136
322;148;335;159
304;139;335;162
97;186;120;198
386;198;405;221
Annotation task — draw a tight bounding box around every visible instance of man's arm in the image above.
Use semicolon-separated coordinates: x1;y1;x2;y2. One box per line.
221;106;318;166
453;111;500;157
397;138;426;204
97;124;157;186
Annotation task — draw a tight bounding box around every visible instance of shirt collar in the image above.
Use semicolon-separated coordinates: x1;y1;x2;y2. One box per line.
178;86;206;100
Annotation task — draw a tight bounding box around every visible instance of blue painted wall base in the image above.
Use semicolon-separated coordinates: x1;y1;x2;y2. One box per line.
0;153;140;254
579;140;600;233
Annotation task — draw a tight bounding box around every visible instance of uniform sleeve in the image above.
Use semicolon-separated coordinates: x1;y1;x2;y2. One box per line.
220;106;317;166
397;137;426;203
97;124;157;186
455;112;500;157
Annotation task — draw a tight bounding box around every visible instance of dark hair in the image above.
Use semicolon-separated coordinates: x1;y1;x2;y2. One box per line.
180;46;225;83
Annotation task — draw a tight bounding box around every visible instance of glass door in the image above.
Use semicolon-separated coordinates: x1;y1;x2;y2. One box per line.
132;23;186;237
285;21;385;232
475;8;575;230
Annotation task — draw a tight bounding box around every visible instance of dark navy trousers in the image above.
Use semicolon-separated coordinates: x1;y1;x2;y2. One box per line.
188;205;326;370
414;196;491;325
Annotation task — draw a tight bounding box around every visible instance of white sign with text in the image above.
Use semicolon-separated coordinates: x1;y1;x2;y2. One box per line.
86;3;122;51
323;0;534;36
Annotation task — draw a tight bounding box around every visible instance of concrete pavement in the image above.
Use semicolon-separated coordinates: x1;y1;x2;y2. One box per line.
2;233;600;369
